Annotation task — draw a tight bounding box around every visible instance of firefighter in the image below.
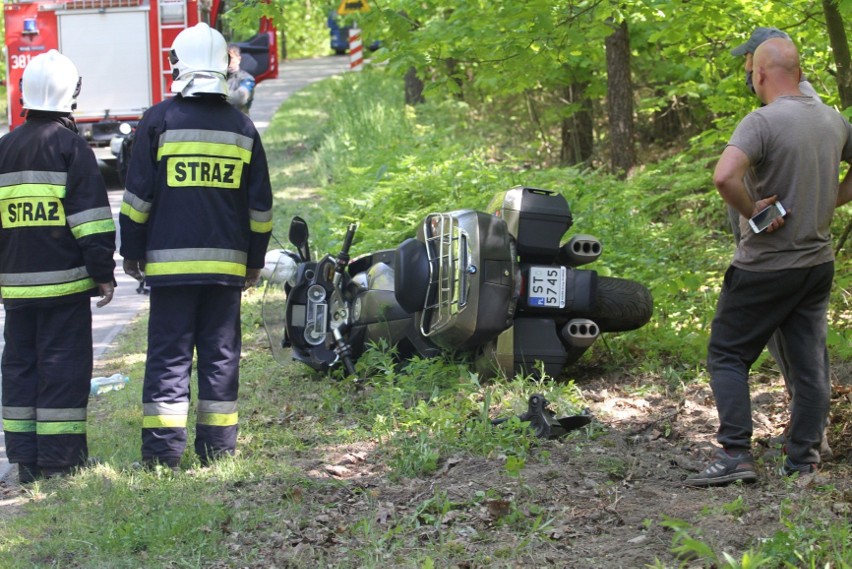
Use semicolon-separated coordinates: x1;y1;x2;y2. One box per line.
0;50;116;484
119;23;273;471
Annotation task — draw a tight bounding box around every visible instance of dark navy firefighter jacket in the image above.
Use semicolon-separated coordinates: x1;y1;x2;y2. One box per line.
119;94;273;287
0;113;116;309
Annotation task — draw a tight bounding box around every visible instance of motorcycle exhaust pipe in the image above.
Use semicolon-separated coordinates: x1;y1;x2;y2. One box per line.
560;318;599;348
560;235;602;266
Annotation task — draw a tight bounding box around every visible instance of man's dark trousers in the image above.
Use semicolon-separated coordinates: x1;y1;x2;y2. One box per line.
707;262;833;465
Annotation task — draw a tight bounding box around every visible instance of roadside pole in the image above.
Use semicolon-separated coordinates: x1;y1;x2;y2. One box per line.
336;0;370;72
349;26;363;71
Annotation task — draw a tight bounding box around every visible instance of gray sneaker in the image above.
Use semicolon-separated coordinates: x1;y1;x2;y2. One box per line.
759;426;833;461
685;448;758;487
779;457;817;477
819;435;833;461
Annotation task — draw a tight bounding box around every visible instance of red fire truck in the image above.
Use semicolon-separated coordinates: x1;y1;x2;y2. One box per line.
4;0;277;167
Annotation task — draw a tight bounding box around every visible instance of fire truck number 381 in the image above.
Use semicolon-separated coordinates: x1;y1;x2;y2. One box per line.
9;54;34;69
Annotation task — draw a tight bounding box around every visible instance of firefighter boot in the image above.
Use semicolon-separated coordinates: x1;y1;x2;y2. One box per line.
18;463;41;484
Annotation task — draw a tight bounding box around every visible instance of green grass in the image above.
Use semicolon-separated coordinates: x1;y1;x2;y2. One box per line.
1;86;7;126
1;67;850;568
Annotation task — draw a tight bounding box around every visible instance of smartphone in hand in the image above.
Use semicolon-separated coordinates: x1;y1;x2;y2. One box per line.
748;202;786;233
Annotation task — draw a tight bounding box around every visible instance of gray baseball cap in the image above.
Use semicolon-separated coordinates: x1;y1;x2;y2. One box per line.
730;27;791;56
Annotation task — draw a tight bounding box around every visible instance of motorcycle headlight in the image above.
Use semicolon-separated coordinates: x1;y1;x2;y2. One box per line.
262;250;299;286
278;254;298;286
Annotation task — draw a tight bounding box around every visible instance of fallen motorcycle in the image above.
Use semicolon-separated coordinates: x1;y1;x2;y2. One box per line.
263;186;653;379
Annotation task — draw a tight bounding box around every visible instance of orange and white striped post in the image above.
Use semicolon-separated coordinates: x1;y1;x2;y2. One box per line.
349;25;363;71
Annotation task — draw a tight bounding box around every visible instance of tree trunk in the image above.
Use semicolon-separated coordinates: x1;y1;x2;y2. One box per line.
280;28;288;61
560;82;594;166
446;58;465;99
822;0;852;109
605;20;636;179
404;66;425;105
650;91;684;144
822;1;851;255
399;10;425;105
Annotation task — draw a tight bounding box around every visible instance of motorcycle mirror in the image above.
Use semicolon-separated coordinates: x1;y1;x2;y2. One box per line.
289;216;311;262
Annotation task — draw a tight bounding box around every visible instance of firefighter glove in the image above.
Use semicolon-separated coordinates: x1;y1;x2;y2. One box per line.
245;268;261;290
123;258;146;282
96;281;115;308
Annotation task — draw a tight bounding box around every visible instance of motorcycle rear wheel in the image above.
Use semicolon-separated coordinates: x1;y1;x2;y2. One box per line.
579;276;653;332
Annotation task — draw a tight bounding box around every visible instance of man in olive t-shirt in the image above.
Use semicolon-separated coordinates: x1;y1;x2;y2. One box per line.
686;38;852;487
728;28;831;459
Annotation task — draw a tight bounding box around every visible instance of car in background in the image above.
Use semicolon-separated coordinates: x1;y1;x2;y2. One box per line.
327;11;380;55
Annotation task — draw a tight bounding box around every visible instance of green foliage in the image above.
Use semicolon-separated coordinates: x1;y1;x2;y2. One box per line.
656;509;852;569
721;495;748;518
356;0;849;154
302;70;851;370
749;502;852;567
0;13;5;122
658;516;720;566
0;15;5;86
357;344;546;478
33;469;231;558
221;0;332;59
0;15;852;567
311;71;524;251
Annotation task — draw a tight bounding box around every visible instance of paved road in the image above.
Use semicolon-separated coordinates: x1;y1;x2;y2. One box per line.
0;56;351;483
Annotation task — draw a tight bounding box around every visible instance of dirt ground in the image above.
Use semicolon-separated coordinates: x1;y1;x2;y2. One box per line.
244;363;852;568
2;364;850;567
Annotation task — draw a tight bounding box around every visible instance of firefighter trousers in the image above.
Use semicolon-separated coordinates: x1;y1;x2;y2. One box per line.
141;285;242;467
1;299;92;468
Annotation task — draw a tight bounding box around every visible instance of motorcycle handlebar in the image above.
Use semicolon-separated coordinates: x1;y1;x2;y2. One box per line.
329;225;361;382
334;223;358;279
340;223;357;256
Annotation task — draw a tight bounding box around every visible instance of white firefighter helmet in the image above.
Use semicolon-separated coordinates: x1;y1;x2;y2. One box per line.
169;23;229;97
21;50;82;113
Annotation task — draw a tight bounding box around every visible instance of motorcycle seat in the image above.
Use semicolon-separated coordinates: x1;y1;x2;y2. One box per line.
394;238;432;314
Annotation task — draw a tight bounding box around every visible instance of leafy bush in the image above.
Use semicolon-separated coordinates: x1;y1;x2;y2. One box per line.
302;70;851;372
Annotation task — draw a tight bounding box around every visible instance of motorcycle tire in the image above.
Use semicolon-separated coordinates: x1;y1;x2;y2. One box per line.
578;276;653;333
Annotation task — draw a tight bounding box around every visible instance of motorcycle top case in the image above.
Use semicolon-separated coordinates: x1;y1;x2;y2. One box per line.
413;210;517;350
487;186;573;261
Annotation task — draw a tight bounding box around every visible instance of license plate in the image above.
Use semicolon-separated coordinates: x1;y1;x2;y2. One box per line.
528;266;566;308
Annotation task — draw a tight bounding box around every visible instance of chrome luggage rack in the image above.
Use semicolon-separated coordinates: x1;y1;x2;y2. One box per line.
420;213;470;338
